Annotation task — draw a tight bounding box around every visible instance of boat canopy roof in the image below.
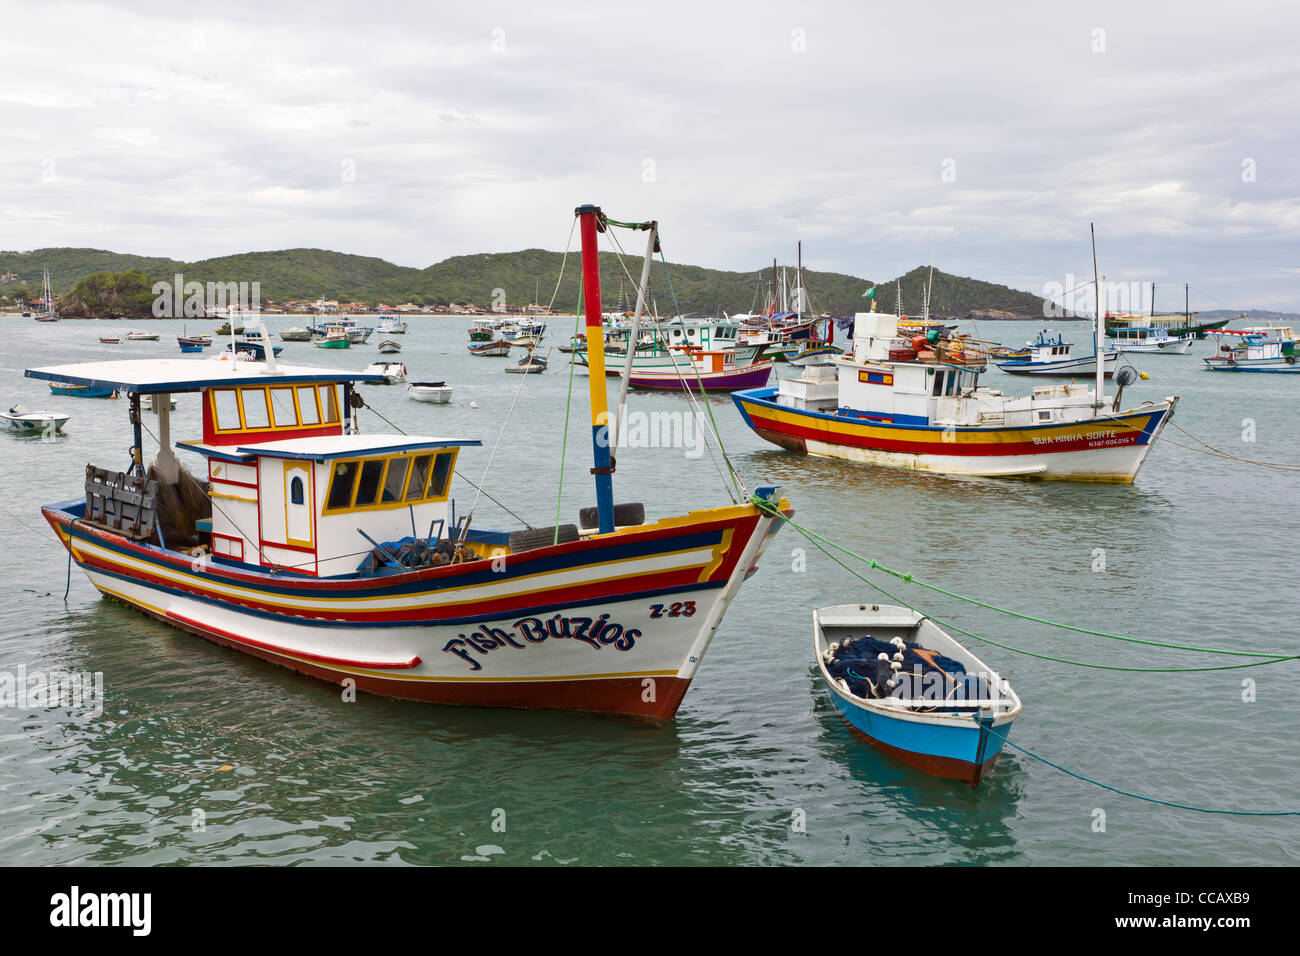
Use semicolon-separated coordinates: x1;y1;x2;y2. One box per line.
24;358;386;394
244;434;481;460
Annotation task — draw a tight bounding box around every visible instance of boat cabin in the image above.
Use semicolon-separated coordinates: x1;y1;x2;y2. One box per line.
24;358;480;578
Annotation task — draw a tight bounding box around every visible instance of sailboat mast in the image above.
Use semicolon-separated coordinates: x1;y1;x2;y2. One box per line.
796;240;802;317
1091;223;1104;408
576;204;615;534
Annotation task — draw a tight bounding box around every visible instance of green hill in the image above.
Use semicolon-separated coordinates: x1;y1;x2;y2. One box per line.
0;246;1049;318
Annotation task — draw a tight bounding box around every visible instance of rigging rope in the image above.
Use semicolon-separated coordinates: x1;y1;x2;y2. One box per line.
751;494;1296;669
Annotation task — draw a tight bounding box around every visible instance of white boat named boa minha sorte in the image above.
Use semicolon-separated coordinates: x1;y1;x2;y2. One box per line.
28;206;791;721
733;311;1177;482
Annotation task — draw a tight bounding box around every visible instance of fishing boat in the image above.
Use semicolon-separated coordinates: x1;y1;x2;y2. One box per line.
49;382;118;399
313;323;352;349
468;340;511;357
363;361;407;384
124;330;161;342
996;330;1119;377
814;603;1021;786
786;317;844;367
1203;330;1300;373
33;270;60;322
505;352;548;374
622;348;772;392
280;326;313;342
408;381;453;403
467;318;501;342
27;205;791;721
575;319;761;375
178;340;206;354
733;309;1176;481
309;317;374;344
1;403;70;435
1239;325;1296;355
1107;326;1194;354
378;340;402;354
377;314;407;336
214;323;244;337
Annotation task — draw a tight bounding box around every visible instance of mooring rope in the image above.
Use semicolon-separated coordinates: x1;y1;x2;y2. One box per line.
983;726;1300;816
752;495;1296;668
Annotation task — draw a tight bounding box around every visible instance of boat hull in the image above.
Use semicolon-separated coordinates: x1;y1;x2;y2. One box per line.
626;363;772;392
733;387;1175;482
44;497;788;721
997;351;1119;377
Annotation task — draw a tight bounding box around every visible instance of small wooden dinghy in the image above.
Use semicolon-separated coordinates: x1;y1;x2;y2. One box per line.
1;403;70;434
468;340;511;357
505;353;548;373
408;381;452;403
99;336;121;344
813;603;1021;786
378;339;402;354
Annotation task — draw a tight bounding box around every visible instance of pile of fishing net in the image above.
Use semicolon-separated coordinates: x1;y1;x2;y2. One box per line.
823;634;989;710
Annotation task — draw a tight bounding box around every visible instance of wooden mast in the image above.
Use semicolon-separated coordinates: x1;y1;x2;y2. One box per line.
576;205;615;534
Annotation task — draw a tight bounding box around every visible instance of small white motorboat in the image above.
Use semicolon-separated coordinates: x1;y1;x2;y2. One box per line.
124;330;160;341
814;602;1021;787
1;403;70;435
408;381;453;403
280;326;312;342
364;361;408;384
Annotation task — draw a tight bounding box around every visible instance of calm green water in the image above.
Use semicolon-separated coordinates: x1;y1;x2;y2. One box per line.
1;316;1296;866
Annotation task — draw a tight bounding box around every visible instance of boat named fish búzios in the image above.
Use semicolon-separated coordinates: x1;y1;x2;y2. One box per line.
732;311;1177;481
28;205;793;721
814;603;1021;786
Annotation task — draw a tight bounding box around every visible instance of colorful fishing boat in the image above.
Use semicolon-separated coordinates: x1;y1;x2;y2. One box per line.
996;330;1119;377
178;335;212;353
1;403;70;435
48;382;118;399
313;323;352;349
377;314;407;336
27;204;791;720
505;352;548;373
468;340;511;357
1203;330;1300;373
733;311;1176;481
622;348;772;392
814;603;1021;786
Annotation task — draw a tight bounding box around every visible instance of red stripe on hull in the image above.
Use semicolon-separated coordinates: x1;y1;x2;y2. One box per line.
840;717;1001;788
155;603;689;721
746;411;1144;457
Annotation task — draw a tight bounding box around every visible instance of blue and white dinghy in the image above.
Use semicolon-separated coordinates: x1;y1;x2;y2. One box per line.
814;603;1021;786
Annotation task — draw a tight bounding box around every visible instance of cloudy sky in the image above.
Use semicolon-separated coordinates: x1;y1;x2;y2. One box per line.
3;0;1298;309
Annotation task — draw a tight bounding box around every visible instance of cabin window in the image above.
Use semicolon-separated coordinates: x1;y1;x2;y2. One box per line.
430;451;454;499
290;476;305;505
354;459;386;507
213;389;242;430
270;387;298;427
297;387;322;425
931;371;946;396
326;461;358;510
405;455;433;501
320;385;341;424
382;458;410;503
1038;410;1052;421
243;388;271;429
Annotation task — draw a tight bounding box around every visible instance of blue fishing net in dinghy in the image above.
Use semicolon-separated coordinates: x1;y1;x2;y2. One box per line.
825;635;990;711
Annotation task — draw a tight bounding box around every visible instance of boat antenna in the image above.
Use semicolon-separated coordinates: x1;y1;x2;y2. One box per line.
1091;223;1105;409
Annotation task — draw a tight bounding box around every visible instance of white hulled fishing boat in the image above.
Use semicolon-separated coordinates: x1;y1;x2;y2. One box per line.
28;211;791;720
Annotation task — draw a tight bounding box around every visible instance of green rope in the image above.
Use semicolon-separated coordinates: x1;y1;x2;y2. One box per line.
658;249;746;502
984;726;1300;815
554;279;584;545
752;496;1292;663
754;496;1296;672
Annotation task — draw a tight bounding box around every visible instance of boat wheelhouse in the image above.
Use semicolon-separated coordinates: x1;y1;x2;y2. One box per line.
996;330;1119;377
28;205;792;721
1107;326;1193;354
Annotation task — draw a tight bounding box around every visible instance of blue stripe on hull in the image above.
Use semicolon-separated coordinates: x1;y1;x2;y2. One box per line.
828;691;1012;769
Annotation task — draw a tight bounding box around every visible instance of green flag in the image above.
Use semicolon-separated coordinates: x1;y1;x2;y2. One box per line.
862;286;875;298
